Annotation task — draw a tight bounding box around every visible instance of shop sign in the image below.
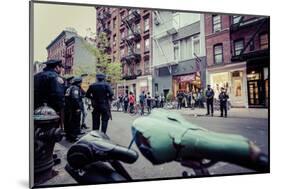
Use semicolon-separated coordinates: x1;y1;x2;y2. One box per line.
179;74;195;82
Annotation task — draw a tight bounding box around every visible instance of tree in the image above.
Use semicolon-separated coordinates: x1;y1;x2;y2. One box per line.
83;32;122;84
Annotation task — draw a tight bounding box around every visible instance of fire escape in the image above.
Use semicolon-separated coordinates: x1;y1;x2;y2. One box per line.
97;9;112;53
231;16;269;62
153;11;179;75
63;48;73;74
121;9;142;80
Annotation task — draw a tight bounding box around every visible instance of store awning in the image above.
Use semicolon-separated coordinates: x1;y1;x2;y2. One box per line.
174;74;195;82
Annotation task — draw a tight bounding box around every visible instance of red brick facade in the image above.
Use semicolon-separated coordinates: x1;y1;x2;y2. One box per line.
205;14;231;66
96;7;152;79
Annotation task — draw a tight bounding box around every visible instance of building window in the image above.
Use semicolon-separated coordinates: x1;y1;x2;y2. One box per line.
135;22;141;32
113;17;117;29
155;83;159;93
214;44;223;64
260;33;269;49
234;39;244;56
113;34;117;46
212;15;221;32
120;12;125;20
192;34;200;56
144;18;150;32
120;48;125;57
144;38;150;51
249;40;255;51
121;30;125;39
232;15;242;24
144;57;150;74
180;37;192;60
173;42;179;61
135;42;141;52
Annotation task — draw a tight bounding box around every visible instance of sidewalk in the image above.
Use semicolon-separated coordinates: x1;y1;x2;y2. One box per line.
171;108;268;119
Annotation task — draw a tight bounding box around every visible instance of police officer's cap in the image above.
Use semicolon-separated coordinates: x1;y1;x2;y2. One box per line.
96;73;106;80
43;59;64;67
72;76;82;84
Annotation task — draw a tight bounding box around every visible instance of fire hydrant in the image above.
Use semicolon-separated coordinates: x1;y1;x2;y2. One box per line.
33;103;64;185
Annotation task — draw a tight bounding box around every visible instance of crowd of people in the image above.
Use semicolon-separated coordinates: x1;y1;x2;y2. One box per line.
112;85;230;118
113;91;166;115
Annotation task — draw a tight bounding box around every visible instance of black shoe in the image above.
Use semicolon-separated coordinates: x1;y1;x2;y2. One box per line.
220;115;223;117
224;115;227;118
206;113;209;116
211;113;213;117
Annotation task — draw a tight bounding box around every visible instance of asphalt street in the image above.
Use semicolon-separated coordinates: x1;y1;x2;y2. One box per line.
41;108;268;186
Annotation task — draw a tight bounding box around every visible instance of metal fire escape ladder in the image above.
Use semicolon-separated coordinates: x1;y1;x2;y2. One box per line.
239;18;267;56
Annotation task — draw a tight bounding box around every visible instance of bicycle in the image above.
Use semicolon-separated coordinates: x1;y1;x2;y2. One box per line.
65;109;268;184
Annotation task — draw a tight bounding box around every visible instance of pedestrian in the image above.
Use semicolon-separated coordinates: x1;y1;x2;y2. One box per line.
129;92;135;113
219;87;229;117
64;77;85;141
205;84;215;116
118;94;124;112
34;59;65;128
123;92;129;113
146;92;152;114
86;73;113;134
191;89;196;110
177;91;183;109
139;91;146;115
160;93;165;108
154;93;159;108
197;89;204;108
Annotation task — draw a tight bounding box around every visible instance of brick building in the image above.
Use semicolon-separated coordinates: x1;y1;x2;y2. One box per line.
46;30;77;74
96;7;152;99
205;14;269;108
46;30;96;76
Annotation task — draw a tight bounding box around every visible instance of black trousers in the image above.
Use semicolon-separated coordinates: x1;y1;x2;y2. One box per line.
65;110;81;139
124;102;128;112
206;99;214;115
220;102;227;117
92;107;110;133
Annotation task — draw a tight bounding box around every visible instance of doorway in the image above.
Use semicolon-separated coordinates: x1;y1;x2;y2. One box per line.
247;80;262;106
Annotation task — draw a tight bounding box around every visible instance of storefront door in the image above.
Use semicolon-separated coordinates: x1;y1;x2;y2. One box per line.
247;80;262;106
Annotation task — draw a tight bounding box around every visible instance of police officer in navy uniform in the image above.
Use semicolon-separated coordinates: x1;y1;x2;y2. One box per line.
86;73;113;134
34;59;65;126
219;87;229;118
64;76;85;141
205;84;215;116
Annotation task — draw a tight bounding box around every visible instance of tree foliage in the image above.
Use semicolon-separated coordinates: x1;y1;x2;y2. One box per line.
83;32;122;84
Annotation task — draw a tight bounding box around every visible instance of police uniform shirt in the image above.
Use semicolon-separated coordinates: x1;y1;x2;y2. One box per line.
34;68;65;111
86;81;113;106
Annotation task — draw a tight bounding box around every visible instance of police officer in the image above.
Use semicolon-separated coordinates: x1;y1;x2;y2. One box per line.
219;87;229;118
34;59;65;127
64;76;85;141
205;84;214;116
86;73;113;134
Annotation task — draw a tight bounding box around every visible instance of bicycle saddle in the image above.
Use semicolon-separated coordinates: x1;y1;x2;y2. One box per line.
67;131;138;169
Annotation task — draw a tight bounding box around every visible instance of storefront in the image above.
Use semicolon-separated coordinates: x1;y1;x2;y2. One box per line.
208;62;248;107
172;73;202;96
246;57;269;108
116;75;152;102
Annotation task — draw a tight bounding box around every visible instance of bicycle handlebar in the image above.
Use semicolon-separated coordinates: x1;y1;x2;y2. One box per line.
132;109;269;172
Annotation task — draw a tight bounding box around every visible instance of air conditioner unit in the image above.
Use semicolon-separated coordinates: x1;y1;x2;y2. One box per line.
154;17;160;25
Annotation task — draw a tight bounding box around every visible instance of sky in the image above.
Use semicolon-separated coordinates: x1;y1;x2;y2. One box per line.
33;2;96;62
